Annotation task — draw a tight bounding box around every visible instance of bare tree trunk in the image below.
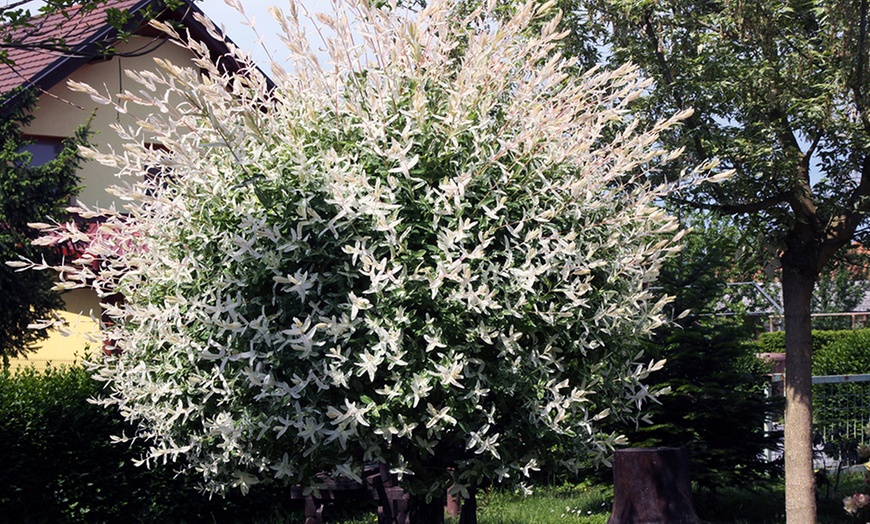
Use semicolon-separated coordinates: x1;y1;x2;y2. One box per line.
459;488;477;524
407;494;445;524
781;262;817;524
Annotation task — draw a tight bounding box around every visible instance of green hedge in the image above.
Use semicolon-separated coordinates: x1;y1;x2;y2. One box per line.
0;363;304;523
751;328;870;375
813;330;870;375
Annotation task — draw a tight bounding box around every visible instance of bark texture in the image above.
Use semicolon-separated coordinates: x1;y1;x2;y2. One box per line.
608;447;700;524
781;233;819;524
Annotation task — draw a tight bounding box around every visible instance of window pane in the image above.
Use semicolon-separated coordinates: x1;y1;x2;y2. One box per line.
21;137;64;167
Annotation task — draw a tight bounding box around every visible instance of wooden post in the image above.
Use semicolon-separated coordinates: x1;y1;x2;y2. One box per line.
446;491;460;518
608;447;700;524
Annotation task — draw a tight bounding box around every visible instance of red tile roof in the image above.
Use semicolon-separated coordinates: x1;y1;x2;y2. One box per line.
0;0;145;96
0;0;247;104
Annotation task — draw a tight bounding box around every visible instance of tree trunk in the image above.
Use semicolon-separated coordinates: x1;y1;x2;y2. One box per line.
407;494;445;524
459;489;477;524
781;261;818;524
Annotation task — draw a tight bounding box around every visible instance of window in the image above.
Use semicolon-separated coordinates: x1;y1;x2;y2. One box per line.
21;136;64;167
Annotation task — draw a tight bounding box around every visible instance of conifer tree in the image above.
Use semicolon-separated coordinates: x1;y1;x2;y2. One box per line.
0;89;87;360
620;216;782;491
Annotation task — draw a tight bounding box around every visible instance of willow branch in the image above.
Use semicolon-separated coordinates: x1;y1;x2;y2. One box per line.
669;192;790;215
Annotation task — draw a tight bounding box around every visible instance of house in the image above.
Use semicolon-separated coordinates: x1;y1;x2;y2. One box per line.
1;0;246;368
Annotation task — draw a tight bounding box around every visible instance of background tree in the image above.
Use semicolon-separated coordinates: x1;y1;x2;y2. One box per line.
557;1;870;520
0;88;86;362
18;0;717;521
617;214;782;492
810;248;869;330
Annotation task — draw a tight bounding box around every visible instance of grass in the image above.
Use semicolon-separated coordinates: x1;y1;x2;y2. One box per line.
471;482;612;524
311;472;867;523
691;470;865;524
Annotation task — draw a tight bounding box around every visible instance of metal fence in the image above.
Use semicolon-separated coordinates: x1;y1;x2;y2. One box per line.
811;374;870;444
769;373;870;466
4;358;80;372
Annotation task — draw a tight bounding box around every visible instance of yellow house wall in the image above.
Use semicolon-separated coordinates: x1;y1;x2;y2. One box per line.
18;36;205;366
9;289;102;370
26;36;196;208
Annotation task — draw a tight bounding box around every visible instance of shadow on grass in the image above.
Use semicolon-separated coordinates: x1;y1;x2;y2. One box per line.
693;471;864;524
451;472;865;524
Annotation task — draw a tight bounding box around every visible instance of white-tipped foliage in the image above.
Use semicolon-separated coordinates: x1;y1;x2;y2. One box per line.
33;0;706;497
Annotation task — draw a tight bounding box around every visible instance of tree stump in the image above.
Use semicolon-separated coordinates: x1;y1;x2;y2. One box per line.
608;447;700;524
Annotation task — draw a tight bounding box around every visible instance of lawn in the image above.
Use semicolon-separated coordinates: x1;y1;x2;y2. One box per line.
311;472;866;524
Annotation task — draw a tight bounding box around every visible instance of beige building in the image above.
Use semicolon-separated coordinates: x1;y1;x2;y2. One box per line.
1;0;245;368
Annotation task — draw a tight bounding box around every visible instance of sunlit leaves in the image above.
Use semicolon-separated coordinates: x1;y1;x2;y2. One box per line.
25;0;708;499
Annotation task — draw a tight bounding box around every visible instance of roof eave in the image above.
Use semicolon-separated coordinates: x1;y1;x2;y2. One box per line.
0;0;254;110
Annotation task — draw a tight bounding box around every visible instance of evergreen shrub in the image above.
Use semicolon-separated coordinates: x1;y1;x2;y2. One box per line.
0;363;300;523
610;220;782;491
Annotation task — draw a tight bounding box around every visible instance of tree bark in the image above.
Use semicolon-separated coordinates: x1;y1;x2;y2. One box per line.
608;447;699;524
407;494;445;524
781;258;818;524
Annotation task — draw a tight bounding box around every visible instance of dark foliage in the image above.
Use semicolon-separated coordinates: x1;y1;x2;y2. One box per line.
0;89;85;360
0;363;305;523
617;218;782;491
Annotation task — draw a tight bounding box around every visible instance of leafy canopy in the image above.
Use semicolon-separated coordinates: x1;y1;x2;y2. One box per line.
570;0;870;257
20;0;716;498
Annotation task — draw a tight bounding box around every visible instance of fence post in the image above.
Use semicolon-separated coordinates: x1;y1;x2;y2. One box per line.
764;380;774;463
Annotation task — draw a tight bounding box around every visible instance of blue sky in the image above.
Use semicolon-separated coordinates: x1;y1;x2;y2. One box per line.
11;0;336;69
197;0;335;68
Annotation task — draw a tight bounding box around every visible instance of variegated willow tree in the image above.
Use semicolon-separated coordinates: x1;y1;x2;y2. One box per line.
10;0;719;520
549;0;870;520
